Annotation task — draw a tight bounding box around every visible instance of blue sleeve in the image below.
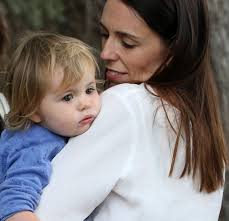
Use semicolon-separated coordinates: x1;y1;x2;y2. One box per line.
0;129;65;221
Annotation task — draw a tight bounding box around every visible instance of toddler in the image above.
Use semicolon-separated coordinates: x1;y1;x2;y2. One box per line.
0;31;101;221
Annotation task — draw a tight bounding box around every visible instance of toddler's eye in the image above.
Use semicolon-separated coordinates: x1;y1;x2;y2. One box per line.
86;87;95;94
62;94;73;102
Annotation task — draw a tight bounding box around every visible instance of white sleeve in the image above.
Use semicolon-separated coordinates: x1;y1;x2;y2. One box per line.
36;87;138;221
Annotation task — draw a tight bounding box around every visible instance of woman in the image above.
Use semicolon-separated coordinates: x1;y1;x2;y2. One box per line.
8;0;229;221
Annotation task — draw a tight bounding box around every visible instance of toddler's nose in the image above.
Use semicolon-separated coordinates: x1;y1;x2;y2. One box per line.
77;96;90;111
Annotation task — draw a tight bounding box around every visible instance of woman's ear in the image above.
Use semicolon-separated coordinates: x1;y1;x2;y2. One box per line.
29;112;42;123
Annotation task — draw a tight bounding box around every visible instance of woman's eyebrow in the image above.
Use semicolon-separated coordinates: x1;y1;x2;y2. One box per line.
99;22;107;31
99;22;140;41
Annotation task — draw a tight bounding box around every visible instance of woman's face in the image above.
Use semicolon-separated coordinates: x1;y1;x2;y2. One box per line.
100;0;168;85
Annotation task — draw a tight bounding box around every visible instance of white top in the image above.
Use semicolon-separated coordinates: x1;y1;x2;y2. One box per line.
0;93;9;118
36;83;223;221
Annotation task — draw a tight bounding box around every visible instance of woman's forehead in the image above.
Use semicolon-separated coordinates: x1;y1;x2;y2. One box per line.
101;0;151;37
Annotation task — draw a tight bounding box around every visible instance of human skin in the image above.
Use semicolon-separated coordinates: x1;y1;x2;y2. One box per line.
6;1;169;221
30;65;101;137
100;0;168;85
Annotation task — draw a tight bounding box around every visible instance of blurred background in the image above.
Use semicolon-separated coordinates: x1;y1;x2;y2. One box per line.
0;0;103;47
0;0;228;220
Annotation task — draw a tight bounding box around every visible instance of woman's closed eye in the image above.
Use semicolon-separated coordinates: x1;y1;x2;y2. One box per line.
99;30;109;40
120;36;138;49
121;40;137;49
62;93;74;102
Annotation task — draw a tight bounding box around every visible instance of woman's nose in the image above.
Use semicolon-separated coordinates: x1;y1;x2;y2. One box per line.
100;38;119;61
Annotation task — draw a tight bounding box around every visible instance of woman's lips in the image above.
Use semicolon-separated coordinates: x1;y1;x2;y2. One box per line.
79;115;95;126
105;69;128;82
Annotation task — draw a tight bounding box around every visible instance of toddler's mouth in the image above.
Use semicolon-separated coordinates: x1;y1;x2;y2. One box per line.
79;115;95;126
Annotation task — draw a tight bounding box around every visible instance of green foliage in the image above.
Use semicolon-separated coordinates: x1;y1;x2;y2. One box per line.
2;0;65;29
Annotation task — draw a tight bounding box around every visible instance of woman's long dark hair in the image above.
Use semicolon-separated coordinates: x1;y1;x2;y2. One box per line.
122;0;228;193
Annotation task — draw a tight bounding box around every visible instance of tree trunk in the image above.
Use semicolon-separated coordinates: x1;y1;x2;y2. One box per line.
209;1;229;220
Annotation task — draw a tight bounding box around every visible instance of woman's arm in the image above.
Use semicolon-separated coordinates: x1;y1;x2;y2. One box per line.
36;84;139;221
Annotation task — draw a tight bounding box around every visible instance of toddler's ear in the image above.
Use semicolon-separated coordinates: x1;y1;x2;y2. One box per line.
29;112;42;123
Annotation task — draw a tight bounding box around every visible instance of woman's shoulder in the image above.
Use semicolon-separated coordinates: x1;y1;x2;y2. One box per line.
103;83;147;97
102;83;179;129
102;83;156;107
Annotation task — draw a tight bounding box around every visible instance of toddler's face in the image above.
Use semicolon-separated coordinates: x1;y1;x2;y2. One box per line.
31;65;101;137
